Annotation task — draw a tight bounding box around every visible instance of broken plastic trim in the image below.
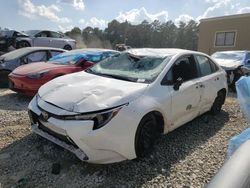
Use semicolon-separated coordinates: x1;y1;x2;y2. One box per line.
32;124;88;161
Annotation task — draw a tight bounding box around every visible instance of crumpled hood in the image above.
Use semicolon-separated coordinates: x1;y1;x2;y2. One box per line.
12;62;69;75
38;72;148;113
214;58;243;70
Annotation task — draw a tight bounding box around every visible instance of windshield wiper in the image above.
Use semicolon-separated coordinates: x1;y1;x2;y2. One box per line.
102;74;138;82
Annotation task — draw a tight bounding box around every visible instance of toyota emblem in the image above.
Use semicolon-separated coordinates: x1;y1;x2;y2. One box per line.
41;111;49;121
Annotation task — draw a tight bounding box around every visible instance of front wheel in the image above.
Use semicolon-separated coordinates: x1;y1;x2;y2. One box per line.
135;114;157;158
210;92;225;115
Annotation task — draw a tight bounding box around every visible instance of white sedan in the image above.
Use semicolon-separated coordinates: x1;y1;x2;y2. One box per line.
28;48;228;164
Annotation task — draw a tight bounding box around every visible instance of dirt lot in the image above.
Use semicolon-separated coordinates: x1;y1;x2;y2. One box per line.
0;89;248;188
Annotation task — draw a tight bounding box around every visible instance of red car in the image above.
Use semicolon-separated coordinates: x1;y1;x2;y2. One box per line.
9;49;119;96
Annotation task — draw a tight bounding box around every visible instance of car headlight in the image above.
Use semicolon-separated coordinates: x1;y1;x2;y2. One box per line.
35;94;41;104
28;70;50;79
63;104;128;130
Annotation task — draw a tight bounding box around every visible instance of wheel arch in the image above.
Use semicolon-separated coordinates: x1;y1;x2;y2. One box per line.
16;39;31;48
218;88;227;103
63;44;72;50
139;110;165;134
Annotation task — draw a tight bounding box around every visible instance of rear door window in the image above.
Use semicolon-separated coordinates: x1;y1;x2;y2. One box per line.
35;31;49;38
25;51;47;63
49;31;61;38
209;59;219;72
196;55;213;77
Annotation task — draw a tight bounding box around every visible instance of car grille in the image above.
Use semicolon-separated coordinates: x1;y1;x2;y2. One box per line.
37;121;78;148
29;110;78;148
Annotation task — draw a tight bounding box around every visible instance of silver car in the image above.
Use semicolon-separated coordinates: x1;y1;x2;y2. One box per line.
0;30;76;52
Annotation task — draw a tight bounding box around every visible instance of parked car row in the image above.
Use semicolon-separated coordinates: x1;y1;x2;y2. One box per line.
0;29;76;53
0;47;66;87
3;46;249;164
8;48;119;96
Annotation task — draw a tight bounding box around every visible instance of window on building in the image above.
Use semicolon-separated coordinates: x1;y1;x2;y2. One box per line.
215;31;236;46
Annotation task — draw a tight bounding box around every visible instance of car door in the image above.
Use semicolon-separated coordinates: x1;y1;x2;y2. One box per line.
165;55;202;129
48;31;65;48
33;31;50;47
195;55;221;114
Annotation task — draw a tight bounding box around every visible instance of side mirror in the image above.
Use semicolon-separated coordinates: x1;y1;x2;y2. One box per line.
173;77;183;91
247;59;250;64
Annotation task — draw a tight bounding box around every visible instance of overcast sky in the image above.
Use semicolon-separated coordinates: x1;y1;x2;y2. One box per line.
1;0;250;32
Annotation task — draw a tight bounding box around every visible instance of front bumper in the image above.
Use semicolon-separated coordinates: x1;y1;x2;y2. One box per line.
32;123;88;160
8;74;48;96
28;96;139;164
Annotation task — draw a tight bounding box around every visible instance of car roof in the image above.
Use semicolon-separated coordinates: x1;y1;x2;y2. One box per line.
126;48;196;57
70;48;118;53
0;47;66;61
20;47;67;52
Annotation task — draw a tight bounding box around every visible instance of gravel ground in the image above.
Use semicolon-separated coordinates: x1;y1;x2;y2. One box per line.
0;89;249;188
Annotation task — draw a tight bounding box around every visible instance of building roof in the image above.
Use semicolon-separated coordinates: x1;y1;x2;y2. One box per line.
200;13;250;23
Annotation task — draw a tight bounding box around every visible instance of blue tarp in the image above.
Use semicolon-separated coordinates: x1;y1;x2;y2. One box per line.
236;76;250;123
227;76;250;157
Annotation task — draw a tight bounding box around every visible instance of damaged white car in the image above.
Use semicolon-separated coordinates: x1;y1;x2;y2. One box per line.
28;48;228;164
211;51;250;91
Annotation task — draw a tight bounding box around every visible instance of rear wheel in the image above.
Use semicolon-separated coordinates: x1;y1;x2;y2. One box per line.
63;45;72;50
0;70;11;88
17;41;30;49
210;91;225;115
135;114;158;158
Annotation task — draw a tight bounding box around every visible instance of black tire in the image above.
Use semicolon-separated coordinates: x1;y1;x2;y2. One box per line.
0;70;11;88
135;114;157;158
17;41;30;49
63;45;72;50
210;91;225;115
